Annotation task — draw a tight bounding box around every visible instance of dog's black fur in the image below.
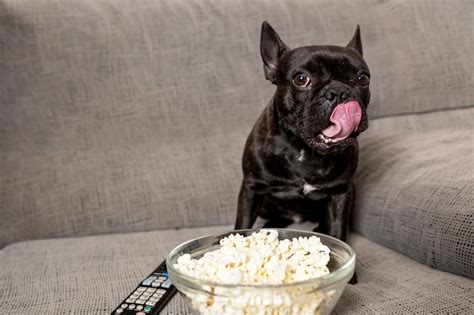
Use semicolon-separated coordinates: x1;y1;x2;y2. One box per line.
234;22;371;284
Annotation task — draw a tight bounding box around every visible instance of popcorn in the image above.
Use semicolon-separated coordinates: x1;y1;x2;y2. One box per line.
174;229;332;314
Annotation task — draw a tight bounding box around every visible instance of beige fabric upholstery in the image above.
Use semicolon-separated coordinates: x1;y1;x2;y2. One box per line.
334;234;474;314
1;0;473;247
0;225;472;314
353;107;474;278
0;1;472;312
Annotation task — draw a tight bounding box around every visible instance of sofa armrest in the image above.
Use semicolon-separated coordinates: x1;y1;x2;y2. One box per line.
353;108;474;279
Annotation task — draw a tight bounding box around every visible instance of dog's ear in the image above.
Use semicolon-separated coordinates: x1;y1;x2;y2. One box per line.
260;21;289;83
347;25;363;56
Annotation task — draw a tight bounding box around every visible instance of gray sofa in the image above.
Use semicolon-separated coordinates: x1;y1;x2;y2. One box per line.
1;0;473;314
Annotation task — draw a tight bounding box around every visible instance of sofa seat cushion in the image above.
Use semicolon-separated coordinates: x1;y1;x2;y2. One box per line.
0;225;472;314
335;234;473;314
353;107;474;279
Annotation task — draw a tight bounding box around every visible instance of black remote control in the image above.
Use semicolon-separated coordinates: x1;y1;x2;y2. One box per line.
112;259;177;314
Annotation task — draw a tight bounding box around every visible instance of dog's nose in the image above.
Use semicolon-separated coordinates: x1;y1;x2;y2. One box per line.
321;87;353;104
326;90;337;102
327;91;350;104
339;92;350;103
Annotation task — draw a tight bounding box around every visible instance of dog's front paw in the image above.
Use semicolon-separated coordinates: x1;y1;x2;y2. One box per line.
348;271;358;284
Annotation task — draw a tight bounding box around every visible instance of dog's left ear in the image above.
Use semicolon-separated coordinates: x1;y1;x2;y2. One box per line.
347;25;363;56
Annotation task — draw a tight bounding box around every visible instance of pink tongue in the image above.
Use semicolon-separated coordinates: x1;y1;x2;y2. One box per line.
321;101;362;141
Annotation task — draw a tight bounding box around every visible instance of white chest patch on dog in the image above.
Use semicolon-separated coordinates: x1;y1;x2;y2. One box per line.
291;214;303;224
303;182;317;195
296;149;305;162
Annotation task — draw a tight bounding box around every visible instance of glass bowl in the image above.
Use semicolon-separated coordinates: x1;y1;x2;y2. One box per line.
166;229;355;315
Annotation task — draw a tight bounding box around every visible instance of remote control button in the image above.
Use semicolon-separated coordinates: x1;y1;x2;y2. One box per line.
144;305;152;313
136;305;143;311
121;303;128;308
115;308;123;314
137;287;146;292
142;276;157;286
126;298;136;303
162;272;168;276
151;282;161;288
136;312;146;315
152;292;163;298
161;279;172;288
145;301;157;306
128;304;136;310
156;289;166;294
158;276;167;281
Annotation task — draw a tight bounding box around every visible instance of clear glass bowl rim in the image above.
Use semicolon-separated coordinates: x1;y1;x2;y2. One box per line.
166;228;356;290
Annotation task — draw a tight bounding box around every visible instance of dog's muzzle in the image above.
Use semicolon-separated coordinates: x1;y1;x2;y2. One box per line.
321;101;362;142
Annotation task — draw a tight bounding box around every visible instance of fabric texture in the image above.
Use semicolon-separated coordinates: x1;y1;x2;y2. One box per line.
0;225;472;314
334;234;474;314
353;107;474;279
1;0;474;247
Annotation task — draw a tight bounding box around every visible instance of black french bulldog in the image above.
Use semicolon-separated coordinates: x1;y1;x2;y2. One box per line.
234;22;370;284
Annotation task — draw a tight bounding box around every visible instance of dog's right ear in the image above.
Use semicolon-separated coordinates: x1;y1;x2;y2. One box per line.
347;25;363;56
260;21;289;83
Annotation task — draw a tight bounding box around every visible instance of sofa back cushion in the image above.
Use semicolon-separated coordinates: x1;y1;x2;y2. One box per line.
1;0;473;246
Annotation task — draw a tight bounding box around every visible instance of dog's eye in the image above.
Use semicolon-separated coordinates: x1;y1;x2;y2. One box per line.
293;73;312;88
357;73;370;86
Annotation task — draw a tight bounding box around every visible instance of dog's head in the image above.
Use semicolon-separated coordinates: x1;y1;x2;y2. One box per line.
261;21;370;154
